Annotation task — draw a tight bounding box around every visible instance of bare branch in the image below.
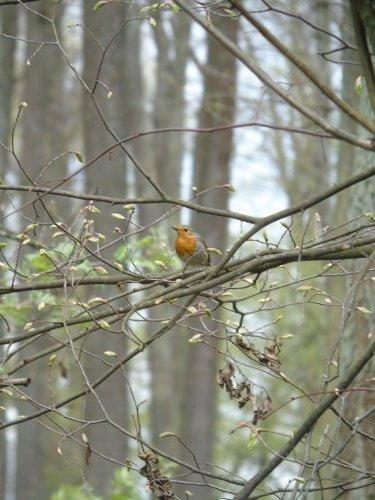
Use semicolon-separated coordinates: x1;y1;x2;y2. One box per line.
230;0;375;133
0;377;31;387
234;337;375;499
349;0;375;109
0;0;40;6
173;0;374;150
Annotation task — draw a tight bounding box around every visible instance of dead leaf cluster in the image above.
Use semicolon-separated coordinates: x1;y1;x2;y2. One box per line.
235;335;281;372
139;450;174;498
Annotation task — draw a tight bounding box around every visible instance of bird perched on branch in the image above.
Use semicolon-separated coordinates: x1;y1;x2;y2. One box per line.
171;225;210;266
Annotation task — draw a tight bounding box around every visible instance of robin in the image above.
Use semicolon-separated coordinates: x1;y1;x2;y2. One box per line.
171;225;211;266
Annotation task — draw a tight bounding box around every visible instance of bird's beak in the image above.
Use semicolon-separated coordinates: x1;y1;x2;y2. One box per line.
170;225;178;231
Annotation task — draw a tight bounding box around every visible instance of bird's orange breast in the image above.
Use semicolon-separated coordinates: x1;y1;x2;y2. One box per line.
175;233;196;256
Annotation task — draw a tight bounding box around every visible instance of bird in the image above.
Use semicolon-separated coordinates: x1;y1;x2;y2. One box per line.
171;225;210;266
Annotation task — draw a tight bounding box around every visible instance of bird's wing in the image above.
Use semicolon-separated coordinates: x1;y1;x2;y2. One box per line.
195;233;211;265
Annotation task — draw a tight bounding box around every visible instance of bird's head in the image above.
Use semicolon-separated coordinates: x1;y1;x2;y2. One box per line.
171;225;194;237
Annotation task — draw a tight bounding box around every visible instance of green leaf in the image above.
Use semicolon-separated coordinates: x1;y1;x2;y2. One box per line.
52;231;64;238
88;297;106;304
111;213;126;220
93;0;108;12
247;434;258;450
159;431;177;438
354;75;363;94
280;333;294;340
94;266;108;275
223;8;237;18
103;351;117;357
203;308;212;318
74;151;84;163
356;306;371;314
207;247;222;255
154;260;167;270
188;334;203;343
114;244;129;262
88;205;101;213
26;252;54;272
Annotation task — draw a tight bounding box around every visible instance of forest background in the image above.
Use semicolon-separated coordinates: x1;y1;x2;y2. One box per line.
0;0;374;499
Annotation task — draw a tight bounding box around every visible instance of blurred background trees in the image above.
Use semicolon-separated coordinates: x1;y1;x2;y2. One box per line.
0;1;374;499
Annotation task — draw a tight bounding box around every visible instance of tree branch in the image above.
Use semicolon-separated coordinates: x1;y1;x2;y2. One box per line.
349;0;375;110
234;337;375;499
0;377;31;387
1;235;373;346
173;0;374;150
230;0;375;133
0;0;40;5
0;183;259;224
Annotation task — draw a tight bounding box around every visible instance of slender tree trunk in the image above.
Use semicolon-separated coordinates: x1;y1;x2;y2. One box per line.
141;13;192;466
178;15;238;500
334;4;375;490
14;4;68;499
0;5;16;185
267;1;343;390
81;1;133;493
0;8;17;499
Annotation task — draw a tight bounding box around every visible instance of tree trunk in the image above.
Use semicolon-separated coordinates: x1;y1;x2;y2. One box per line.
0;8;17;499
179;14;238;499
15;3;68;499
81;1;133;494
140;12;192;468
